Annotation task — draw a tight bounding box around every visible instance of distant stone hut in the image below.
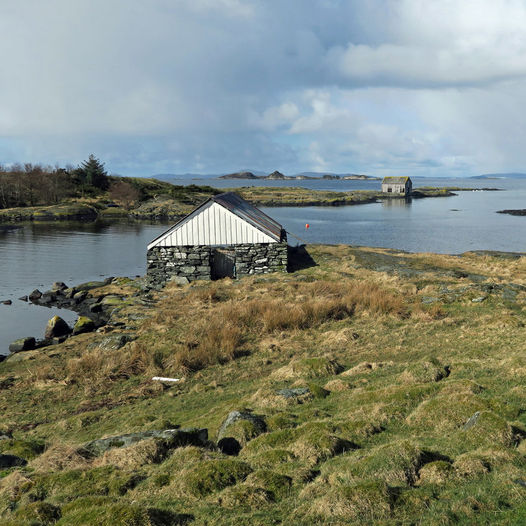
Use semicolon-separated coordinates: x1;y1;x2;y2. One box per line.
382;176;412;195
147;192;288;286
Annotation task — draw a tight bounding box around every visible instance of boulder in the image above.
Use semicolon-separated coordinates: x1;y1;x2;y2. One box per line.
98;333;135;351
40;291;57;304
28;289;42;301
276;387;311;399
73;290;88;302
0;454;27;468
18;295;28;302
44;316;71;339
51;281;68;292
8;337;36;353
1;300;12;305
100;295;124;306
218;411;267;446
72;316;96;335
80;428;208;457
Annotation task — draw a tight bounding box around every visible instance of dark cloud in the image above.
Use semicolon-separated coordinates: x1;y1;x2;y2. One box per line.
1;0;525;175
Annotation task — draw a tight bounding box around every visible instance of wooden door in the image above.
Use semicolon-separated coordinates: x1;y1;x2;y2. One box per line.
212;249;236;279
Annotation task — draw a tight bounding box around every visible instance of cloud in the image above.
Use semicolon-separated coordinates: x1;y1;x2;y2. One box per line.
0;0;526;175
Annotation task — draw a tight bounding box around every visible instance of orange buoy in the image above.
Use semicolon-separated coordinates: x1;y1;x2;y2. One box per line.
305;223;310;229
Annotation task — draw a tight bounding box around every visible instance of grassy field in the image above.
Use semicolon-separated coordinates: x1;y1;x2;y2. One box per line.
0;245;525;525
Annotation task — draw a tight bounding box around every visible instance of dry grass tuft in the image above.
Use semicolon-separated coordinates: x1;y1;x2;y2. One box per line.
94;439;165;470
30;443;91;472
301;479;395;522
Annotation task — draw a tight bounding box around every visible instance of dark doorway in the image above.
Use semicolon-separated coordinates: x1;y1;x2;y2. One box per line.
212;248;236;279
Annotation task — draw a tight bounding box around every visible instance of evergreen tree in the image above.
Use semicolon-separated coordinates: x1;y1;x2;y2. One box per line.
77;154;109;190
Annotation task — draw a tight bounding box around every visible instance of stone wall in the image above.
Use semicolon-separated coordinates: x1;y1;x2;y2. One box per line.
147;246;212;287
234;243;288;276
147;242;288;287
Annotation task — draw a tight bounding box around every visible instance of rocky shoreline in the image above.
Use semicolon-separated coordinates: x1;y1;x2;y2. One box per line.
4;277;152;358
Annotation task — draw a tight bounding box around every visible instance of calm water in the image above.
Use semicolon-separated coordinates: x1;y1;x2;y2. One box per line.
0;221;168;355
0;176;525;354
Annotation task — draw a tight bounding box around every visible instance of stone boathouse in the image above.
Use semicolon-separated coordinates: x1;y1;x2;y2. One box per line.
382;176;413;195
147;192;288;285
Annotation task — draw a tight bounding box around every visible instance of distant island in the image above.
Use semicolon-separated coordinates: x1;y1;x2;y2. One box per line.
471;172;526;179
219;170;381;181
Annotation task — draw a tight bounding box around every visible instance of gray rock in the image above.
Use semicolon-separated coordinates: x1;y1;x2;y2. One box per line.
218;411;267;441
421;296;440;305
472;296;487;303
463;411;480;430
80;428;208;457
28;289;42;301
276;387;311;399
18;295;28;302
73;290;88;302
2;300;12;305
51;281;68;292
9;337;36;353
40;291;57;304
169;276;190;285
0;454;27;468
98;333;135;351
44;316;71;339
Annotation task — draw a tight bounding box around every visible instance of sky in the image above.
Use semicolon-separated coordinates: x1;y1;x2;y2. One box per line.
1;0;526;177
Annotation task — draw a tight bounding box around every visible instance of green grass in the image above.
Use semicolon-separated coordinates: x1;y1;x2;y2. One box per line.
0;245;524;524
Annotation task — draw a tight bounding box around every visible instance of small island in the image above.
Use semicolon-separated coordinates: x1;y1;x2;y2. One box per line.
220;170;381;181
497;209;526;216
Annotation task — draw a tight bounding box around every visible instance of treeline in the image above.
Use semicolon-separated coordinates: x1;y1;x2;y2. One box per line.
0;155;109;209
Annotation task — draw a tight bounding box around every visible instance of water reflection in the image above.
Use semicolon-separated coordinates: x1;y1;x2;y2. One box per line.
380;198;413;209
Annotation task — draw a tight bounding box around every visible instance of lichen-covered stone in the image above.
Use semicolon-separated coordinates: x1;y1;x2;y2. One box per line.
80;428;208;457
72;316;96;335
44;315;71;339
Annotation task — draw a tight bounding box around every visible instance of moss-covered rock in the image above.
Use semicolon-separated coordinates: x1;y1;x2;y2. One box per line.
44;316;71;340
217;411;266;447
72;316;96;335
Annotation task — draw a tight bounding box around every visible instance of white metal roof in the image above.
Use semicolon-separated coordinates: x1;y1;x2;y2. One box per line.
147;192;285;249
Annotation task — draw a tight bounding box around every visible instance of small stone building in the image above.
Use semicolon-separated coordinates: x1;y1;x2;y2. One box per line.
147;192;288;285
382;176;412;195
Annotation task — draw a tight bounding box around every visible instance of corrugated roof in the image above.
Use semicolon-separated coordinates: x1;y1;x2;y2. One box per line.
382;176;411;184
211;192;284;241
148;192;285;247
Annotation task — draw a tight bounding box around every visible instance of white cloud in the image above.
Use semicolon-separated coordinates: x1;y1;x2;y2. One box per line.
0;0;526;175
